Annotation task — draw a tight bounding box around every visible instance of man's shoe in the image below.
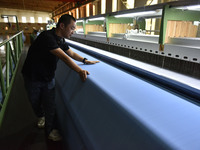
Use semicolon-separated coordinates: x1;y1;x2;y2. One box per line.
37;117;45;128
48;129;62;141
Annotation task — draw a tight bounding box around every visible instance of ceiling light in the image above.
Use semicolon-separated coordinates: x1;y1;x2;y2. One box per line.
176;5;200;10
88;17;105;21
114;11;156;18
76;20;83;23
186;5;200;10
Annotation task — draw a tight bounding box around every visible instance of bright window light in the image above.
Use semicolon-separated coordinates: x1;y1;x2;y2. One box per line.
76;8;79;19
3;18;8;23
22;16;26;23
114;11;156;18
127;0;134;9
112;0;117;12
86;4;90;17
13;16;16;23
46;17;50;23
30;17;35;23
151;18;156;35
38;17;42;23
93;5;95;16
145;19;151;31
88;17;105;21
69;11;71;15
101;0;106;14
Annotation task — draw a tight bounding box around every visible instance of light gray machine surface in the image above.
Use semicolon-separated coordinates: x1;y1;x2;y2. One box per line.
55;46;200;150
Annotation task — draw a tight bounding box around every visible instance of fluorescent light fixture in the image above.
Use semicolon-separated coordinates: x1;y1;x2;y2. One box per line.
186;5;200;10
76;20;83;23
88;17;105;21
114;11;156;18
176;5;200;10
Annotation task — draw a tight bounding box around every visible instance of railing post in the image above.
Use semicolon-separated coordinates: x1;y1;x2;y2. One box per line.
20;33;23;51
0;31;23;106
6;42;10;91
18;34;22;55
0;58;6;100
9;42;16;66
15;37;19;61
9;44;14;77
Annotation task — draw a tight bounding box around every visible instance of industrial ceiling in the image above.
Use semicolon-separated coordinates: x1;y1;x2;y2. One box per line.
0;0;87;12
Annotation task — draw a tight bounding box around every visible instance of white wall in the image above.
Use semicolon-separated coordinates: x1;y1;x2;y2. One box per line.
0;8;51;23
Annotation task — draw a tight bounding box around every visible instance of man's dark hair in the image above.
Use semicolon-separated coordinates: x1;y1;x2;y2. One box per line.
56;14;76;28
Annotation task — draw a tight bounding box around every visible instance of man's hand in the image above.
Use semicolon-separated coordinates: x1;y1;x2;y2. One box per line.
78;70;90;82
85;60;100;64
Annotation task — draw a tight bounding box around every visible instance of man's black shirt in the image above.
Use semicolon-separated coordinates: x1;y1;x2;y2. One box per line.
22;28;69;81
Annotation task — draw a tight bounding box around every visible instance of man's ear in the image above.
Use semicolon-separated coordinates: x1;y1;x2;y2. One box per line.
60;23;65;29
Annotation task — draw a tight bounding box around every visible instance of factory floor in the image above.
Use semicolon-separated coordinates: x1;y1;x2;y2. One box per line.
0;121;65;150
0;38;66;150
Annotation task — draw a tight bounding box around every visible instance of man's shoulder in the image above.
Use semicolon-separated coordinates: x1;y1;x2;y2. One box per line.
38;29;55;41
40;29;52;37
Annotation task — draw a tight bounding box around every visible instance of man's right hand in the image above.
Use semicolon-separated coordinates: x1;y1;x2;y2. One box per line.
78;70;90;82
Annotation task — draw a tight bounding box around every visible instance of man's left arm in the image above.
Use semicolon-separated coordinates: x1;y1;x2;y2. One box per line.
66;48;99;64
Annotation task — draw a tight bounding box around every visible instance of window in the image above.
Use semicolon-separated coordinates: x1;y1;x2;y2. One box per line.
38;17;42;23
30;17;35;23
112;0;117;12
86;4;90;17
22;16;26;23
101;0;106;14
145;18;156;35
13;16;16;23
127;0;134;9
93;5;95;16
76;8;79;19
46;17;50;23
3;18;8;23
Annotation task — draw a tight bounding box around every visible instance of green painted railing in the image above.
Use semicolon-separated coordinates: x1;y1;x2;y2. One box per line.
0;31;23;126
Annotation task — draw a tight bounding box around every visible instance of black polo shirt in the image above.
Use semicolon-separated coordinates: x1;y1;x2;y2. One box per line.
22;28;69;82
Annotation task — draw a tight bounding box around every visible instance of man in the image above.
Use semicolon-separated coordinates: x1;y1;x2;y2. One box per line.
22;14;99;141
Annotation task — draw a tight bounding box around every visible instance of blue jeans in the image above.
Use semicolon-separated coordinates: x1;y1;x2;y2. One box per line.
23;75;57;134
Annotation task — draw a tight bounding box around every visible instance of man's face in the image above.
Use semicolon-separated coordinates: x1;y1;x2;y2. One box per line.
63;20;76;39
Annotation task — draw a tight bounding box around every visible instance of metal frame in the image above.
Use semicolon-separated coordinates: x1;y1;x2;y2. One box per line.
72;34;200;63
0;31;23;126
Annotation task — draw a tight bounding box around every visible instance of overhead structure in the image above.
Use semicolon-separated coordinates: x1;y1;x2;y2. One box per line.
0;0;87;12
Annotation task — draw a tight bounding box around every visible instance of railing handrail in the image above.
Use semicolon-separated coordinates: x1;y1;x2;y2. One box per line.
0;30;24;129
0;31;23;102
0;31;23;47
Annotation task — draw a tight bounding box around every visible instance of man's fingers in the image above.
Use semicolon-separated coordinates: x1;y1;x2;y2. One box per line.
86;71;90;75
86;60;100;64
79;70;89;82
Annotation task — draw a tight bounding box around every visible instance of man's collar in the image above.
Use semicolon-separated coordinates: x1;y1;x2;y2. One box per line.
52;28;63;40
52;28;65;43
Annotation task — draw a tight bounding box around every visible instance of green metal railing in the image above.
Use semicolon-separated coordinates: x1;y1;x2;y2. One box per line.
0;31;23;122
